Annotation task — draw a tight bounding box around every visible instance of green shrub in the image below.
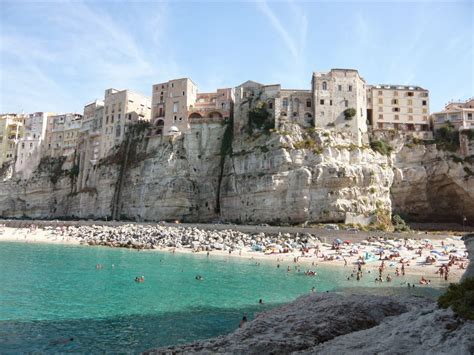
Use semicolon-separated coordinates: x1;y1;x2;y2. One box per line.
464;167;474;177
370;140;393;156
435;123;459;152
344;108;356;120
392;214;410;232
248;103;273;134
438;278;474;320
450;155;464;164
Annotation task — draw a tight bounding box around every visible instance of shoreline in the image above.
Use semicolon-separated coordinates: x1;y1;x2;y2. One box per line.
0;226;468;282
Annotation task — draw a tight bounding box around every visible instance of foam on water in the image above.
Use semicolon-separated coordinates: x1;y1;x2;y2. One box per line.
0;242;444;352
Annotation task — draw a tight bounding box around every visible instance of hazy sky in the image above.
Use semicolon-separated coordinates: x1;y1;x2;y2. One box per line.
1;0;473;114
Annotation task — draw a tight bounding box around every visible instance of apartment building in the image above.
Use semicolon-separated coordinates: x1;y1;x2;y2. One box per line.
312;69;368;145
0;114;24;167
77;100;104;189
431;98;474;131
368;85;431;139
151;78;233;136
15;112;52;177
233;80;313;135
101;88;151;158
46;113;83;158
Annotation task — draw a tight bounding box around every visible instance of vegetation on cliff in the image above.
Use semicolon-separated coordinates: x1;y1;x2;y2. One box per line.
434;122;459;152
370;139;393;156
438;277;474;320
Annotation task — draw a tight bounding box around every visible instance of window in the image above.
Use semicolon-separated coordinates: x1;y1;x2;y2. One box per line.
422;108;427;114
408;99;413;105
111;115;114;124
378;90;383;96
293;112;298;117
320;99;324;105
116;125;121;137
360;108;363;116
179;117;183;121
338;85;342;91
118;114;121;119
112;104;115;113
379;114;383;119
173;102;179;113
407;92;414;97
378;107;383;112
468;113;473;120
423;116;428;121
171;83;174;88
348;85;352;92
283;98;288;107
378;98;383;104
392;99;398;105
118;102;122;112
408;108;413;113
344;100;349;107
408;115;413;121
128;114;132;120
174;116;177;121
160;96;164;103
268;102;273;109
182;91;185;96
306;99;311;108
322;82;327;90
105;106;108;114
392;107;400;112
422;100;427;106
330;100;333;106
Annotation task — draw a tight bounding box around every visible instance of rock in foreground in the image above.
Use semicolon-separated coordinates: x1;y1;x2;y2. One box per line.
146;293;433;354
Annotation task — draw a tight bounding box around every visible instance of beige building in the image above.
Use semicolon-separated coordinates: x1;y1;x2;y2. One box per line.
431;98;474;131
0;114;24;167
312;69;368;145
101;88;151;158
15;112;52;177
233;80;313;135
368;85;431;139
46;113;83;158
151;78;233;136
77;100;104;189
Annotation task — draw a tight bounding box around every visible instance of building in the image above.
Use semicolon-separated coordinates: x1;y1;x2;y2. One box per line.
101;88;151;158
233;80;313;135
151;78;233;137
431;98;474;132
46;113;83;158
77;100;104;189
312;69;368;145
0;114;24;167
368;84;431;139
15;112;52;177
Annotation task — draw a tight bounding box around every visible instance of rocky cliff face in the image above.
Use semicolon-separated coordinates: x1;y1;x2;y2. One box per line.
0;122;393;224
391;143;474;225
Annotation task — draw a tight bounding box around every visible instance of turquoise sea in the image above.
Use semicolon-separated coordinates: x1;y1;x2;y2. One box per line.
0;242;445;353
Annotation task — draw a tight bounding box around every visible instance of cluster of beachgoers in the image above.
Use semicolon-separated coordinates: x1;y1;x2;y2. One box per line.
0;222;469;282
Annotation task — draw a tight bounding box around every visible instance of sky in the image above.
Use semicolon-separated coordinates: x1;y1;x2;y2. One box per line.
0;0;473;114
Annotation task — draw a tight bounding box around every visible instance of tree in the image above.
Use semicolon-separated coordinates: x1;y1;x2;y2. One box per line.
344;108;356;120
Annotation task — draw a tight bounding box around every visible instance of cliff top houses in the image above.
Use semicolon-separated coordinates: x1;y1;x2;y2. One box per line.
1;69;473;176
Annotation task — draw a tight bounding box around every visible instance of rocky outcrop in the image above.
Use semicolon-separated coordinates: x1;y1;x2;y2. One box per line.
391;143;474;225
462;234;474;281
146;293;435;354
0;123;393;224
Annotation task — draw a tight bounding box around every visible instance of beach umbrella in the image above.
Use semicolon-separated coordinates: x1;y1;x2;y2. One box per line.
335;238;343;244
344;240;352;244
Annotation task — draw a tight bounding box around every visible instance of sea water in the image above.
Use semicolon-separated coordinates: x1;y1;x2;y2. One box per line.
0;242;444;353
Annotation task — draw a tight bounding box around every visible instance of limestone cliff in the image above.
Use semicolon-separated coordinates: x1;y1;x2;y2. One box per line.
0;122;393;224
391;142;474;225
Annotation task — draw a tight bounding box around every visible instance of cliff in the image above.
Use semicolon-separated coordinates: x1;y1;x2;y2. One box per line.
0;122;472;226
0;122;393;224
392;143;474;225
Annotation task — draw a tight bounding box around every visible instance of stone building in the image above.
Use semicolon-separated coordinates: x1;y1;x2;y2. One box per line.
151;78;233;136
15;112;52;178
77;100;104;189
46;113;83;159
0;114;24;167
101;88;151;158
312;69;368;145
233;80;313;136
431;98;474;131
368;85;431;139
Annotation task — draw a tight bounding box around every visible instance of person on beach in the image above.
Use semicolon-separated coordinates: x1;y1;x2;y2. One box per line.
239;316;247;328
401;263;405;276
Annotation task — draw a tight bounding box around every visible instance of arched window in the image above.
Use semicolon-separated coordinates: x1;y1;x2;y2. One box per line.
322;82;327;90
283;98;288;107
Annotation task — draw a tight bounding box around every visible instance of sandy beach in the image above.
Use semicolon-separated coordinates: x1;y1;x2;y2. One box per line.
0;224;469;283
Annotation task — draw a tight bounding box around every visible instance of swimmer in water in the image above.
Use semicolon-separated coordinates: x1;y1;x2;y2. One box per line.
49;337;74;345
259;299;264;304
